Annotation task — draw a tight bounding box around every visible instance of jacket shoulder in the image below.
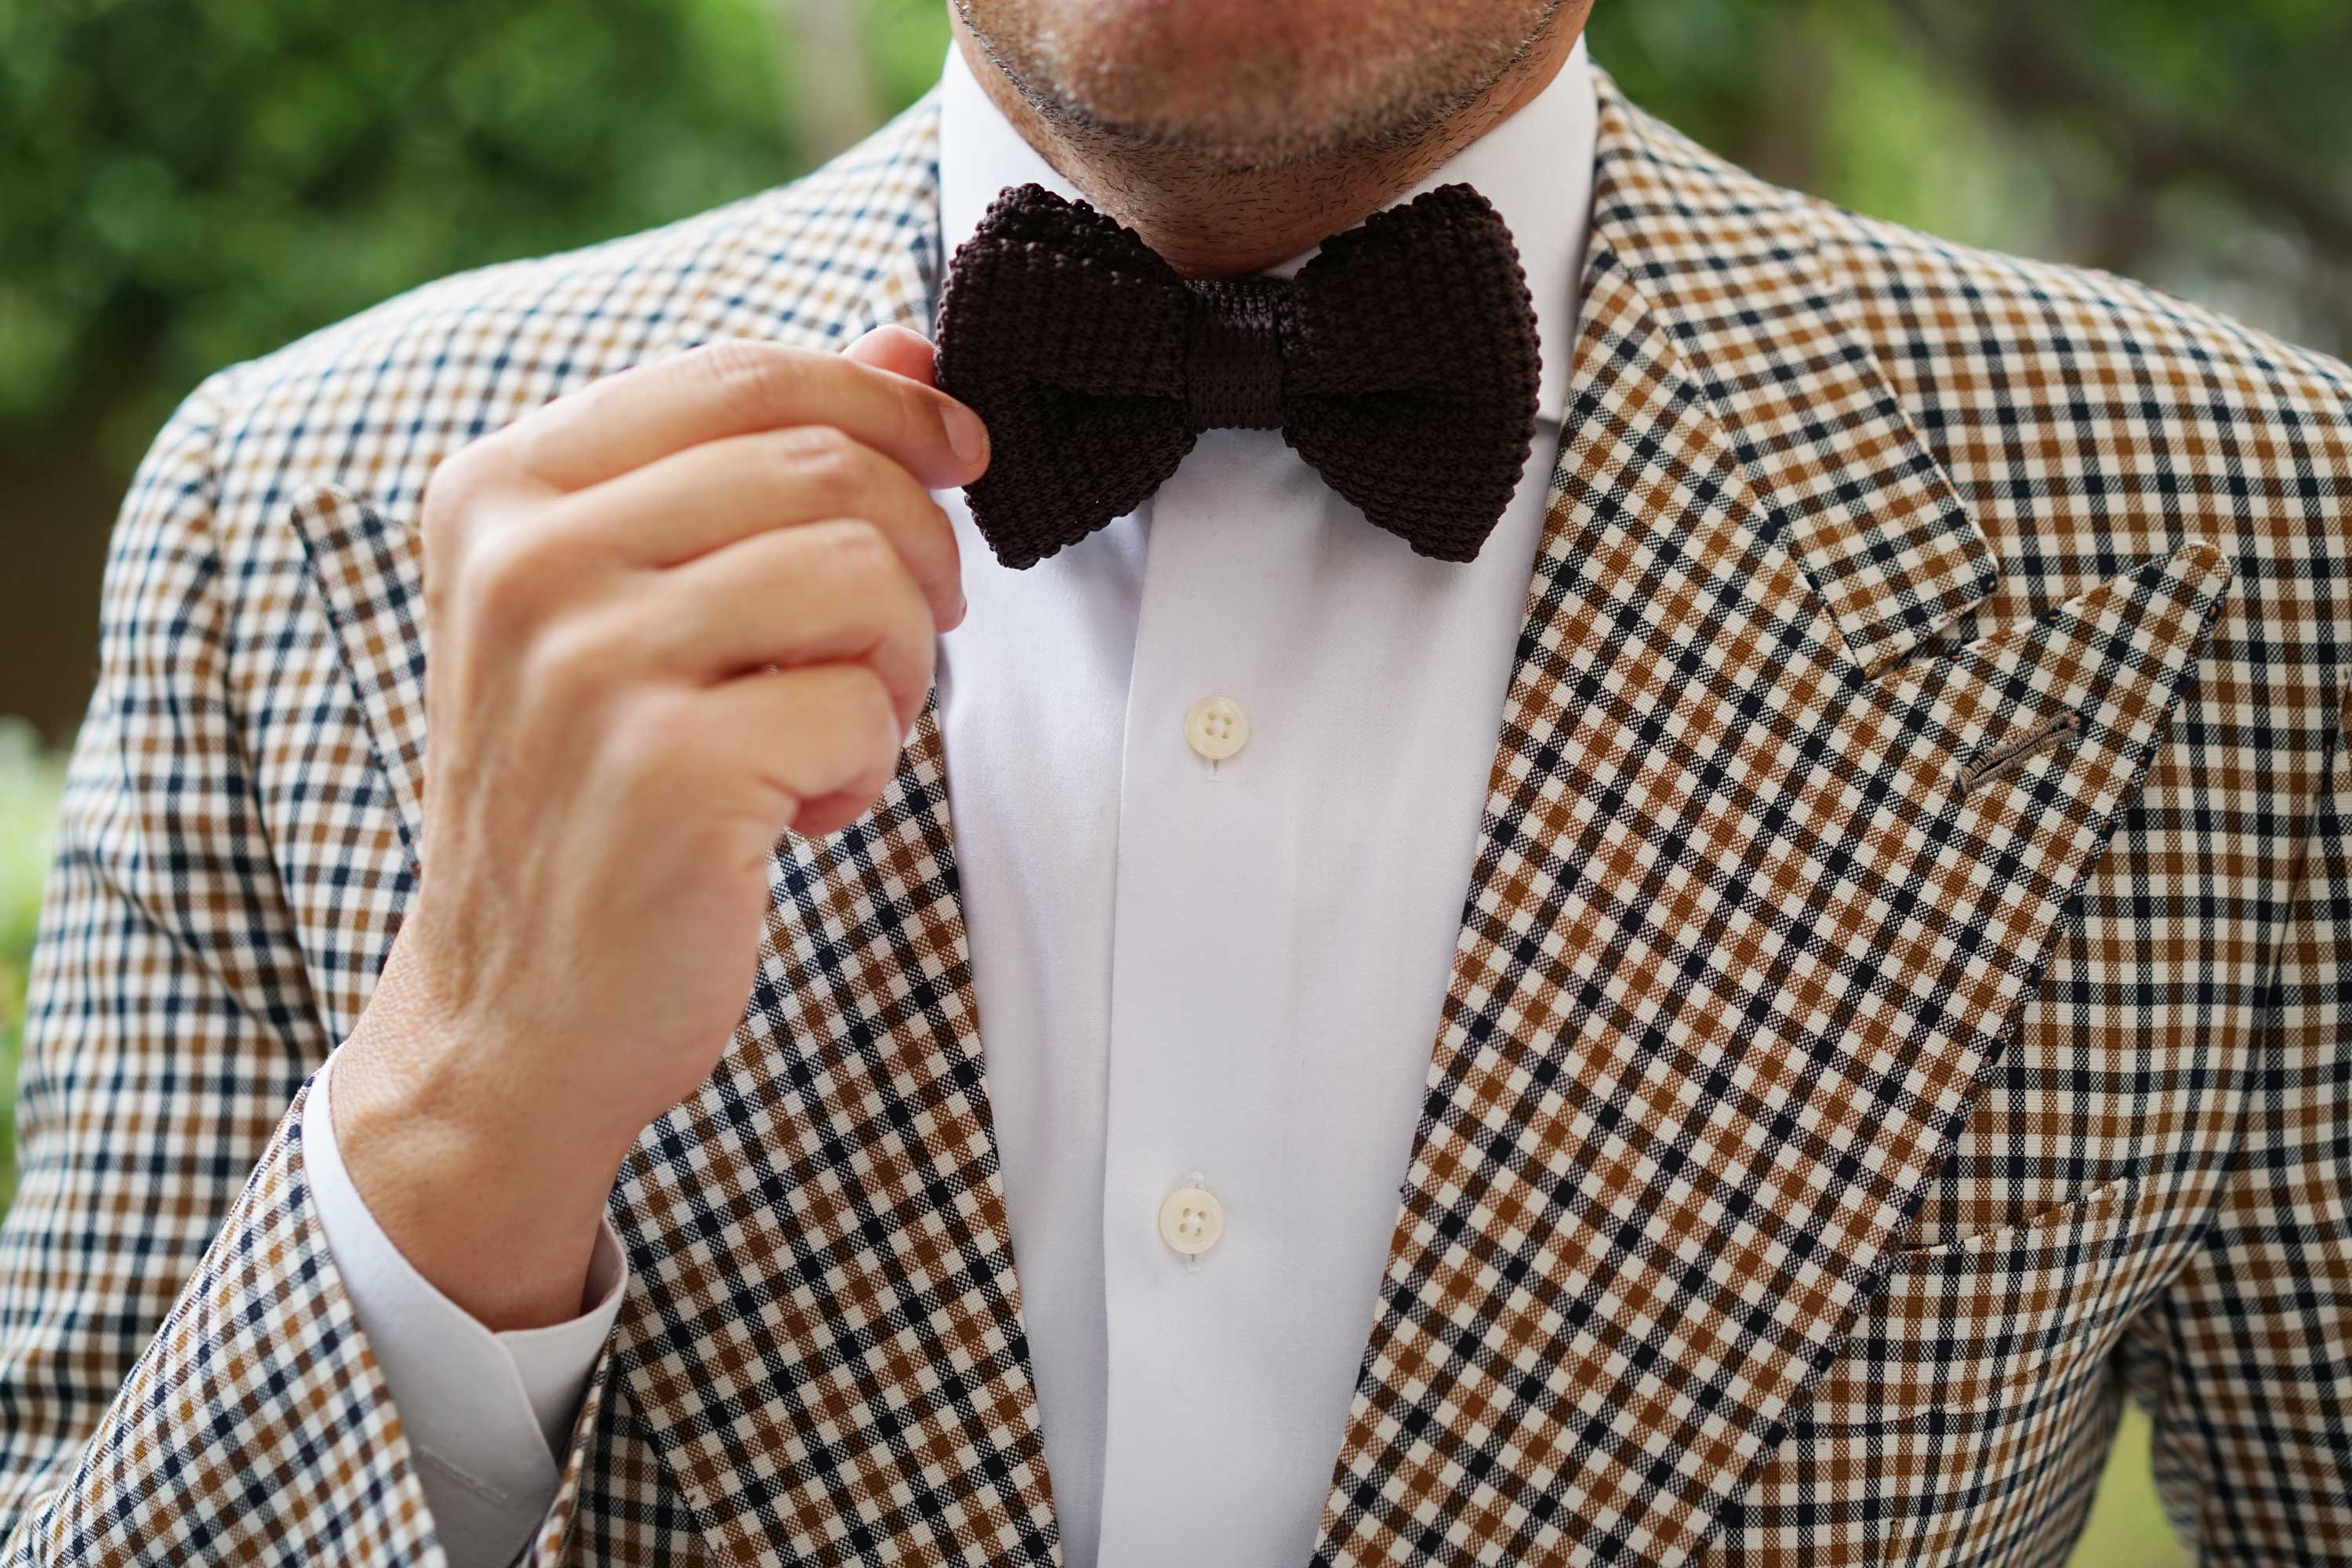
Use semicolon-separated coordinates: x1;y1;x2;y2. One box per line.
1608;85;2352;436
1816;198;2352;433
193;96;940;539
1799;187;2350;650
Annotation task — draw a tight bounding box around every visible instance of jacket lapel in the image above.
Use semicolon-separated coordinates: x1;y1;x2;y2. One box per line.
288;482;431;877
294;98;1062;1568
1312;76;2230;1568
606;697;1056;1568
598;106;1062;1568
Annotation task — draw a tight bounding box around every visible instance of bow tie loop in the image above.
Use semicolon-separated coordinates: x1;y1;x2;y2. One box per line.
935;181;1541;568
1185;278;1290;431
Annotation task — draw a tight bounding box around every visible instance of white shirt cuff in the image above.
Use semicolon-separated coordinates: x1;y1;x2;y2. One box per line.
303;1053;628;1568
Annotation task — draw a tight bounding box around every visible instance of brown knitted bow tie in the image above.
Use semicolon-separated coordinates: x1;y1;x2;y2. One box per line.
932;181;1542;570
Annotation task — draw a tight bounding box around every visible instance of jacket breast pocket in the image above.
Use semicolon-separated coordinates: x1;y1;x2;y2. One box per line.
1797;1174;2142;1433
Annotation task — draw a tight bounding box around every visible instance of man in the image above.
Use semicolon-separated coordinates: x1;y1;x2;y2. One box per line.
2;0;2347;1563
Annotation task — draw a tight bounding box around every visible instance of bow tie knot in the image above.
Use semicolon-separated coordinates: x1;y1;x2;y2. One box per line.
1185;278;1290;431
935;182;1542;569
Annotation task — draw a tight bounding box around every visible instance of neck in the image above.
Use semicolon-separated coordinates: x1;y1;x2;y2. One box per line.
948;11;1586;279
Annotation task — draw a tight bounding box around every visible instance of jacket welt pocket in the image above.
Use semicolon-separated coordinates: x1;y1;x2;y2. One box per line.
1797;1174;2140;1433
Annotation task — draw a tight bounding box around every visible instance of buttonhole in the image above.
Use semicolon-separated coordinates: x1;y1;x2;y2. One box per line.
1959;708;2083;796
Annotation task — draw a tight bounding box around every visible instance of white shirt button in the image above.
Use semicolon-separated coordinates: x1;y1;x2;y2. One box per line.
1185;695;1250;761
1158;1182;1225;1257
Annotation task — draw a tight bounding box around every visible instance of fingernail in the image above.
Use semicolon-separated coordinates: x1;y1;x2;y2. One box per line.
942;402;989;470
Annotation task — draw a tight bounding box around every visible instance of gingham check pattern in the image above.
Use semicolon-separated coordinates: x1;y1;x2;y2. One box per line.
2;67;2346;1568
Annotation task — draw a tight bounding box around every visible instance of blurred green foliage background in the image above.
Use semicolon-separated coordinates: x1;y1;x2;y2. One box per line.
5;3;2349;1560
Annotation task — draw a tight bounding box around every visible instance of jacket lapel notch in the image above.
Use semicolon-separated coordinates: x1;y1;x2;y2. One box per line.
1581;69;1999;677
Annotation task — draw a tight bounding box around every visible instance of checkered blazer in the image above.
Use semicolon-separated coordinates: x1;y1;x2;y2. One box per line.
3;67;2348;1568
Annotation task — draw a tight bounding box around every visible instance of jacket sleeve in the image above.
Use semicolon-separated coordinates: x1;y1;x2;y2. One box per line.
0;379;615;1566
301;1058;629;1566
2131;684;2352;1562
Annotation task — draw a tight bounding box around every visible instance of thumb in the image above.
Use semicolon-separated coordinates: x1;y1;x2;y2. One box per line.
843;324;940;388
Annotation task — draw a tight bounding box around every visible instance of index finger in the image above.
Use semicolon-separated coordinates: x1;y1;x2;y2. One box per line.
510;337;989;493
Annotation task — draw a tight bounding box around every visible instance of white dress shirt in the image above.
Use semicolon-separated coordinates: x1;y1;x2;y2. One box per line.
303;39;1595;1568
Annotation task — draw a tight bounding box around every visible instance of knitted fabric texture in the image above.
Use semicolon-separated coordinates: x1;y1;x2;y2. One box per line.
933;182;1542;569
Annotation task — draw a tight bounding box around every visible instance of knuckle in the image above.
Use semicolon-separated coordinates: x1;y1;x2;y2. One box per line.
459;521;562;635
812;517;895;582
420;441;503;543
523;611;607;699
775;426;867;505
510;399;590;481
696;337;803;411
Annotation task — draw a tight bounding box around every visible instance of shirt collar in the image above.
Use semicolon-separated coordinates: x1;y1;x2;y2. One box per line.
935;37;1596;424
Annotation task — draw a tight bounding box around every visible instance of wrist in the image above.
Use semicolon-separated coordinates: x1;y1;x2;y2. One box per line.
331;944;637;1330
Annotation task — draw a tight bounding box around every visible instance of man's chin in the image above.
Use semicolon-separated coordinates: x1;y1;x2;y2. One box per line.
955;0;1567;170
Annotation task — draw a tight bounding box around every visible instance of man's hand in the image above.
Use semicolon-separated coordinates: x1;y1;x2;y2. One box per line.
329;328;986;1330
